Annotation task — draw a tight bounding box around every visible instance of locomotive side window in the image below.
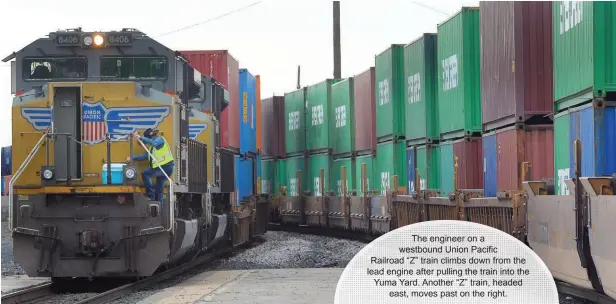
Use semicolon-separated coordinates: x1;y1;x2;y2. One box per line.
100;56;167;80
23;57;87;80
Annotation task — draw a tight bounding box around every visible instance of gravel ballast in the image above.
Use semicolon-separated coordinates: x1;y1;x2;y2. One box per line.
2;222;25;277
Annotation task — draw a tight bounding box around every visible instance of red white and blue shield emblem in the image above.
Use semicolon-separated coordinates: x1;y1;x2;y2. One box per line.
83;102;108;145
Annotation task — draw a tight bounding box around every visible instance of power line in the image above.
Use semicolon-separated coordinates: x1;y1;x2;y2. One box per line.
410;1;450;16
156;1;264;38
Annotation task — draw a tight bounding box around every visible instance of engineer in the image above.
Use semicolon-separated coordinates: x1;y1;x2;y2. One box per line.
126;128;175;203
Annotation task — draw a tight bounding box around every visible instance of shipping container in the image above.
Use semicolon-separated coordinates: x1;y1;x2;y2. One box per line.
439;138;483;195
480;2;553;131
554;102;616;194
354;68;377;153
406;147;415;193
284;156;308;196
1;146;11;176
331;78;355;157
256;75;262;153
239;69;257;155
482;132;497;197
331;158;355;196
376;141;407;194
409;144;440;192
308;153;332;195
437;7;482;140
1;176;4;195
180;50;240;149
496;125;554;194
404;34;439;145
260;158;275;194
2;175;10;195
256;154;262;194
375;45;406;142
306;79;340;153
234;155;255;206
553;2;616;111
355;155;375;196
285;88;307;156
220;149;236;193
261;96;286;158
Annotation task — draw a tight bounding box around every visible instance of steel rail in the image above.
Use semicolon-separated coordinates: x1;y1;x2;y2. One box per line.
0;282;53;304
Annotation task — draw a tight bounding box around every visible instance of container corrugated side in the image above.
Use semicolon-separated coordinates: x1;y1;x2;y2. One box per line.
180;50;239;149
354;68;377;153
331;78;354;156
406;147;416;193
437;7;482;140
496;125;554;193
256;75;262;153
355;155;375;196
306;79;340;153
554;113;570;195
284;156;307;196
256;154;262;194
482;132;497;197
274;97;286;158
239;69;257;154
438;141;455;195
260;158;275;194
2;175;10;195
275;159;286;196
1;146;12;176
553;2;616;111
416;144;440;190
261;97;274;157
285;88;307;156
332;158;355;195
308;153;332;195
453;137;483;190
404;34;439;145
375;45;406;142
376;141;407;194
234;155;254;205
481;2;553;131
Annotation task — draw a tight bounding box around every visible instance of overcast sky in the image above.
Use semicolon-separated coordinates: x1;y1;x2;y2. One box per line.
0;0;478;147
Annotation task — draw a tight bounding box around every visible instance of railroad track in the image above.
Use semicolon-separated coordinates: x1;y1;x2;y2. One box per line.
1;247;233;304
267;222;616;304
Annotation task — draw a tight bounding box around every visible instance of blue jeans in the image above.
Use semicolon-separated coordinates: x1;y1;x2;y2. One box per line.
142;163;174;202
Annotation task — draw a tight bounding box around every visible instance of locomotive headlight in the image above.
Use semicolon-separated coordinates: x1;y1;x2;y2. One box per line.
125;167;136;180
93;34;104;46
43;169;54;180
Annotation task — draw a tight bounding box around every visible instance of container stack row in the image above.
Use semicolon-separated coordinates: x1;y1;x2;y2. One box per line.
259;1;616;199
1;146;10;195
181;51;261;205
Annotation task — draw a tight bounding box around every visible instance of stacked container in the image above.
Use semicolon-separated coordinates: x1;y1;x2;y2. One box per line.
480;2;556;197
1;146;11;195
331;78;356;196
260;96;285;195
353;68;377;195
438;138;483;196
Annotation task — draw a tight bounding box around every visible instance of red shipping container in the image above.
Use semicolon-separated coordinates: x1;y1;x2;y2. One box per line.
3;175;11;195
453;138;483;190
496;125;553;193
480;1;553;132
180;50;240;149
260;96;286;158
354;67;377;153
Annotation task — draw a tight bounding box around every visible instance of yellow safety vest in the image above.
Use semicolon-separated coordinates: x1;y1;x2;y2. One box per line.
148;137;174;168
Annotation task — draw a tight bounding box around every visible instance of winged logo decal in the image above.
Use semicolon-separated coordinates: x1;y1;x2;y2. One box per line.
189;123;208;139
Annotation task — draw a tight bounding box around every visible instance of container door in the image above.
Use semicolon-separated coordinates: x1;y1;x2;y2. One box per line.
439;143;454;195
483;134;497;197
406;147;416;193
54;87;82;181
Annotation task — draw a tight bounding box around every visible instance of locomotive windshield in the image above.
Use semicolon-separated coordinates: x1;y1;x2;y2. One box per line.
100;56;167;80
23;56;87;80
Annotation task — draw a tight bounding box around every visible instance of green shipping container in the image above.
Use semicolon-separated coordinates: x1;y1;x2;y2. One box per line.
306;80;340;153
438;141;455;195
376;141;407;195
437;7;481;140
404;34;439;145
416;145;441;190
355;154;375;196
308;153;332;195
375;45;406;141
285;88;307;156
275;159;286;196
260;158;275;194
553;113;571;195
331;158;355;196
553;2;616;111
331;78;355;156
284;156;307;196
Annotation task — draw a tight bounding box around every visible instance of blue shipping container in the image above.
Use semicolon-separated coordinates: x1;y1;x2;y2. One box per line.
406;147;415;193
482;132;497;197
566;103;616;179
1;146;11;176
239;69;257;155
234;155;255;205
1;177;4;195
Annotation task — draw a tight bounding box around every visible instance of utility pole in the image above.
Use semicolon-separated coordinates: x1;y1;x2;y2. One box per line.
333;0;341;79
297;65;301;89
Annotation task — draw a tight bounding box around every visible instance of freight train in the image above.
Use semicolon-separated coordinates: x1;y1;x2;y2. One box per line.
2;28;267;280
261;2;616;302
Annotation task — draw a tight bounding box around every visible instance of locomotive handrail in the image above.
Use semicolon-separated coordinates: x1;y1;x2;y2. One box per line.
9;133;48;232
135;137;174;234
